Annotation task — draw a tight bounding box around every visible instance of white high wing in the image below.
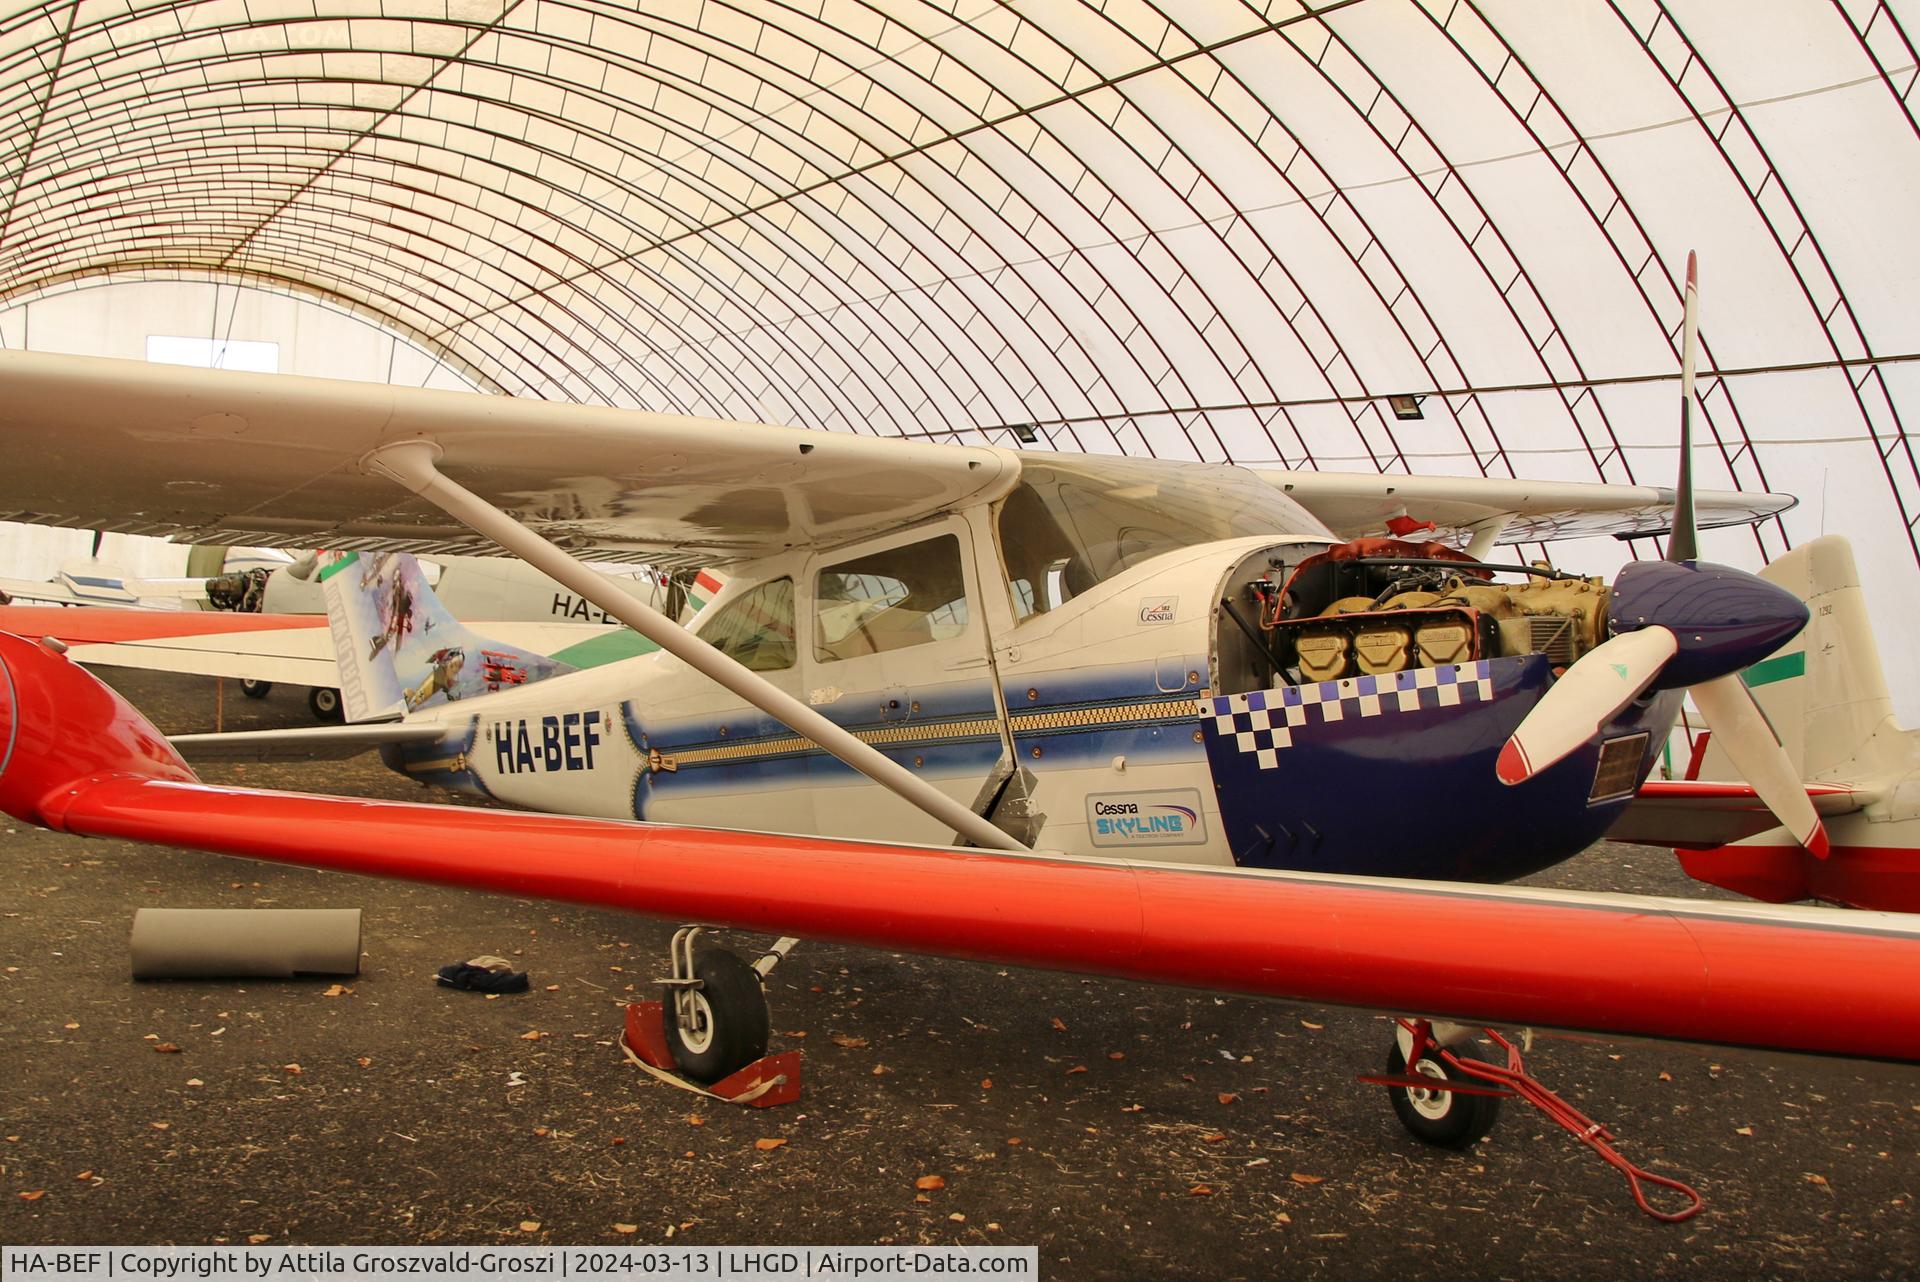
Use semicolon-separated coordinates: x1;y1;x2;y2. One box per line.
0;347;1804;869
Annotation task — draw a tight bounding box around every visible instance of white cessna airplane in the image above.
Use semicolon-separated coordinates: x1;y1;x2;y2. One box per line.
5;326;1909;1171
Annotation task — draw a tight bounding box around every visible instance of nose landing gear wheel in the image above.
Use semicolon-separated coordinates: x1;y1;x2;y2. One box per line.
663;948;771;1084
308;687;343;721
239;678;272;699
1385;1037;1502;1149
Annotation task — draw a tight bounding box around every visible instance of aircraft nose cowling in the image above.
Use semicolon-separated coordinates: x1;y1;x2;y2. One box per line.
1609;559;1810;691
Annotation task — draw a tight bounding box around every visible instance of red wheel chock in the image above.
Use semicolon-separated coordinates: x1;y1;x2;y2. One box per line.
619;1001;803;1108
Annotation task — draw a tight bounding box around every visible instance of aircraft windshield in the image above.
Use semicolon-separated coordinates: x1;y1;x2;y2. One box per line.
997;456;1329;622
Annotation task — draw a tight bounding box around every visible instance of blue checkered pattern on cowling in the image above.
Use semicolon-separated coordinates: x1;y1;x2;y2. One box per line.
1205;661;1496;769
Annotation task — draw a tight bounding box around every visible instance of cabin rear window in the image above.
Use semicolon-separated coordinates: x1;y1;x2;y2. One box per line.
697;577;795;671
815;534;969;661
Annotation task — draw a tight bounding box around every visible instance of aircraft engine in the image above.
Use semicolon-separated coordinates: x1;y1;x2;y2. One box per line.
1256;540;1613;685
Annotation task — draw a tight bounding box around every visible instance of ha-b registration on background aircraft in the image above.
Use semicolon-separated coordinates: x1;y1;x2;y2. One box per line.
1;341;1917;1171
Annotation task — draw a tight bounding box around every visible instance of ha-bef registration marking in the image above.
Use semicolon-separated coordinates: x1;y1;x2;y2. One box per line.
491;712;604;774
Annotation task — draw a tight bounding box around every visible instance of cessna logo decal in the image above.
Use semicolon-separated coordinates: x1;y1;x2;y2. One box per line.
1086;789;1208;847
492;711;603;774
1138;596;1177;625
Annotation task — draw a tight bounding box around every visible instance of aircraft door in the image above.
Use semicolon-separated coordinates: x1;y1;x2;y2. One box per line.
628;570;817;839
801;519;1007;844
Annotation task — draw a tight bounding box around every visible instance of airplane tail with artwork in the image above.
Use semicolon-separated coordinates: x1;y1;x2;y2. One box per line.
317;551;577;722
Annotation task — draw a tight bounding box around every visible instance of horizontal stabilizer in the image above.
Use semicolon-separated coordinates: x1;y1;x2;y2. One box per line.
170;723;447;761
1609;779;1868;849
0;603;627;693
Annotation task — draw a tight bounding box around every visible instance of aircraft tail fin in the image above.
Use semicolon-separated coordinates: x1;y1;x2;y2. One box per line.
317;551;577;722
1697;535;1896;783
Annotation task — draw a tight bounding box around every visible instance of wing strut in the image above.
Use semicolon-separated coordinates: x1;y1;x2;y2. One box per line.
1463;515;1511;562
364;441;1027;853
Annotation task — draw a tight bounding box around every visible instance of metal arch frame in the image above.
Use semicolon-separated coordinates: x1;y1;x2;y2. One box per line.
506;0;1054;438
0;12;886;419
0;68;784;414
1414;2;1787;562
0;0;1907;566
1270;13;1632;492
1833;1;1920;555
1618;0;1920;570
0;267;505;394
475;0;1230;454
0;0;1650;474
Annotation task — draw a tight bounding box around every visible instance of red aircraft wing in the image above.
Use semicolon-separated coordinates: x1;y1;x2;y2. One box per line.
6;627;1920;1064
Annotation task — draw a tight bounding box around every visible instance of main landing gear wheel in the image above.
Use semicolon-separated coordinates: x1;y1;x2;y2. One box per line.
308;687;343;721
1385;1037;1502;1149
663;948;771;1084
239;678;272;699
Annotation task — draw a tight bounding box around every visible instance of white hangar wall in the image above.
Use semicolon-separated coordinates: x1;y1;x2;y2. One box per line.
0;279;475;583
0;1;1914;719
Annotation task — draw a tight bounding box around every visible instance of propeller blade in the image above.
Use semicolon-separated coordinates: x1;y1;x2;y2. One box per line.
1669;251;1700;563
1496;626;1679;785
1690;675;1831;858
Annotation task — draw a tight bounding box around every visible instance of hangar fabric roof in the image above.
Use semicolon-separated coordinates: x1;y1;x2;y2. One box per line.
1;0;1916;575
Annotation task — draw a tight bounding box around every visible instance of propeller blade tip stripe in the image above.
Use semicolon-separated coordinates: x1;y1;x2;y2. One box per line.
1496;739;1531;785
1805;823;1831;861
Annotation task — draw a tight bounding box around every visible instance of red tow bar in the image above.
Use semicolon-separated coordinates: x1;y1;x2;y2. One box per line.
1364;1020;1705;1223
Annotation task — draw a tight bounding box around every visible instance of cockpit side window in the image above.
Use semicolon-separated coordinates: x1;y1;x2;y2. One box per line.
696;577;795;671
996;479;1076;623
995;458;1334;623
815;534;970;662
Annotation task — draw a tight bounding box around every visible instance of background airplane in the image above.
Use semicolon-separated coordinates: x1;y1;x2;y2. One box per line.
0;537;287;609
0;548;722;720
1613;534;1919;911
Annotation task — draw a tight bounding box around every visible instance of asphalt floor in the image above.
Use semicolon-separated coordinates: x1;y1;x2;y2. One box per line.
3;669;1916;1280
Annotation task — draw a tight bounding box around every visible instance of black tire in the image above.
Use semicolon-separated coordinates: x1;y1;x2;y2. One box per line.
308;687;344;721
239;678;273;699
662;949;770;1084
1385;1036;1502;1149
